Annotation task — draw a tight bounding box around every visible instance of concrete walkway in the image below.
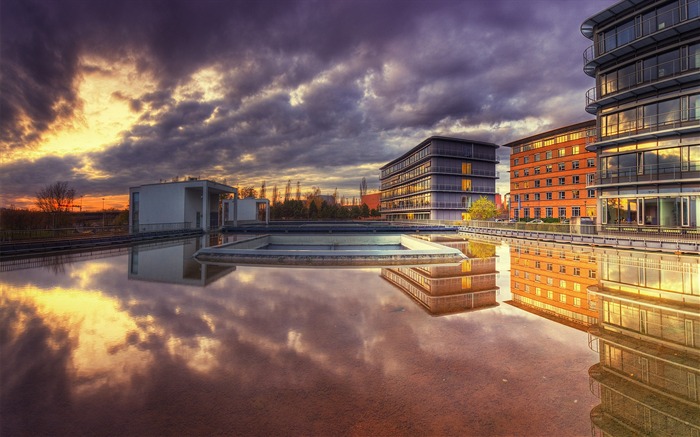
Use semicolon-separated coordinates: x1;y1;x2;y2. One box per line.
458;226;700;255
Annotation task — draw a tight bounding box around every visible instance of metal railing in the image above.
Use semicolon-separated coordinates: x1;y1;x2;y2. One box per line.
586;54;700;107
588;162;700;186
583;1;700;65
1;222;194;243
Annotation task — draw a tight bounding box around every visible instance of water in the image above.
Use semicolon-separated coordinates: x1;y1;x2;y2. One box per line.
1;235;698;436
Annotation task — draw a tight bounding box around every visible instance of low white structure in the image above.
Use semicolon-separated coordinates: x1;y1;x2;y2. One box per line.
223;197;270;224
129;179;237;233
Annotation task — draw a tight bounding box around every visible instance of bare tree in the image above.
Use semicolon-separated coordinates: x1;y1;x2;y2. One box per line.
360;177;367;197
35;181;76;213
239;186;258;198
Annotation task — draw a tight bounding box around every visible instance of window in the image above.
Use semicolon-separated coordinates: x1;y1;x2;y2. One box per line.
546;151;552;159
572;160;580;169
559;279;567;288
572;146;579;154
572;175;580;184
546;165;553;173
558;207;566;217
546;263;553;271
513;158;519;166
559;265;566;273
524;156;529;164
547;290;554;299
559;294;567;303
514;170;520;178
559;177;566;185
558;149;565;157
587;173;595;185
546;192;552;200
534;193;540;200
534;167;541;174
572;206;581;217
573;283;581;291
534;153;540;162
559;191;566;199
534;180;540;188
546;207;553;217
572;190;580;199
574;297;581;307
558;162;566;171
588;189;596;198
524;168;530;176
573;267;581;276
524;194;530;201
546;179;552;186
587;158;595;167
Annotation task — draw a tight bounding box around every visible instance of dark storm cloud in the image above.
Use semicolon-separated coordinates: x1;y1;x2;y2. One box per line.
1;0;613;202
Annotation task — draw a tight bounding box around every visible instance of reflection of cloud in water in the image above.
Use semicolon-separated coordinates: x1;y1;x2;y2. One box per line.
2;256;600;436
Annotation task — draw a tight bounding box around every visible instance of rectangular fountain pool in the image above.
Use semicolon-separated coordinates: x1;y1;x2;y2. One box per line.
194;233;467;266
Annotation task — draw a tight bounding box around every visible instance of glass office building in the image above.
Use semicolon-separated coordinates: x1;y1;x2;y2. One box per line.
582;0;700;229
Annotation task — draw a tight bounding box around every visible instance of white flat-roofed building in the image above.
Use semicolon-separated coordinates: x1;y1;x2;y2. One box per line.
129;179;237;233
223;197;270;224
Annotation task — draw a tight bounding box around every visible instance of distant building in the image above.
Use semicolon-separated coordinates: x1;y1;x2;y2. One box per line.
361;192;381;211
129;179;236;233
504;121;597;221
380;136;499;221
582;0;700;229
223;197;270;224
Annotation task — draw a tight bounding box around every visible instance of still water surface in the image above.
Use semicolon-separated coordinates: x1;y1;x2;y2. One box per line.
2;235;698;436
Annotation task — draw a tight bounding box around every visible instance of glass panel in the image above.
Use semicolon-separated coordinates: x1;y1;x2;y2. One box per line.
644;150;658;175
617;19;636;46
658;98;680;127
658;148;681;173
643;197;659;225
618;153;637;177
657;3;678;30
657;49;680;78
659;197;680;227
643;103;658;129
618;108;637;134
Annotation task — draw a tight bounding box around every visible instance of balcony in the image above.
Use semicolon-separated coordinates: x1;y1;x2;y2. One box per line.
586;109;700;151
381;168;499;190
585;58;700;114
381;185;496;202
583;5;700;77
587;162;700;188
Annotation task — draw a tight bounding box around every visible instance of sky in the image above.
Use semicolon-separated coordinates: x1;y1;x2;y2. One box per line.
0;0;615;210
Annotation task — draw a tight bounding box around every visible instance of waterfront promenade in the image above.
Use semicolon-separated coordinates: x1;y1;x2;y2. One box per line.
458;222;700;255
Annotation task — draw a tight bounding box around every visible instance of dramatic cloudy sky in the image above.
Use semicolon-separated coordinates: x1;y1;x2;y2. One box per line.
0;0;614;210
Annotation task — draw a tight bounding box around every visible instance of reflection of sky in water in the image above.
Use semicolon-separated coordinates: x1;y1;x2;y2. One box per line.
2;239;621;436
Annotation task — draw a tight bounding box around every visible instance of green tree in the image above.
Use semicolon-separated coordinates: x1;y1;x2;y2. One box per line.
239;186;258;198
466;196;498;220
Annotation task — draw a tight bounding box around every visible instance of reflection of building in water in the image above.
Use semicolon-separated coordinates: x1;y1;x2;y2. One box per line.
508;243;598;330
588;251;700;436
129;236;235;286
381;239;499;316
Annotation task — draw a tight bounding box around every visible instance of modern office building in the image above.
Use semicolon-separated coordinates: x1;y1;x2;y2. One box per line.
504;121;597;221
582;0;700;229
587;250;699;435
379;136;499;221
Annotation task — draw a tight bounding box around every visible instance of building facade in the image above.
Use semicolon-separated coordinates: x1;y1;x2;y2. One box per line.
505;121;597;221
380;136;499;221
582;0;700;229
129;179;237;233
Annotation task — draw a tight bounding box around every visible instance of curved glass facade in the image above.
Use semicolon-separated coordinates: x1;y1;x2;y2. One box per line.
583;0;700;230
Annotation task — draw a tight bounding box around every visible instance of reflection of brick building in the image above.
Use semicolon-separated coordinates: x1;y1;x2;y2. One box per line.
504;121;597;221
381;238;499;316
587;250;700;436
507;242;598;330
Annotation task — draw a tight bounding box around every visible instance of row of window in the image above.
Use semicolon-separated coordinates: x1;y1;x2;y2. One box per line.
513;159;595;177
512;206;599;219
512;246;597;262
513;272;592;289
599;42;700;98
514;175;596;189
512;146;590;166
514;190;596;201
511;128;593;154
600;93;700;138
381;146;429;178
380;193;431;210
597;0;699;56
601;195;697;227
512;296;596;327
599;145;700;177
